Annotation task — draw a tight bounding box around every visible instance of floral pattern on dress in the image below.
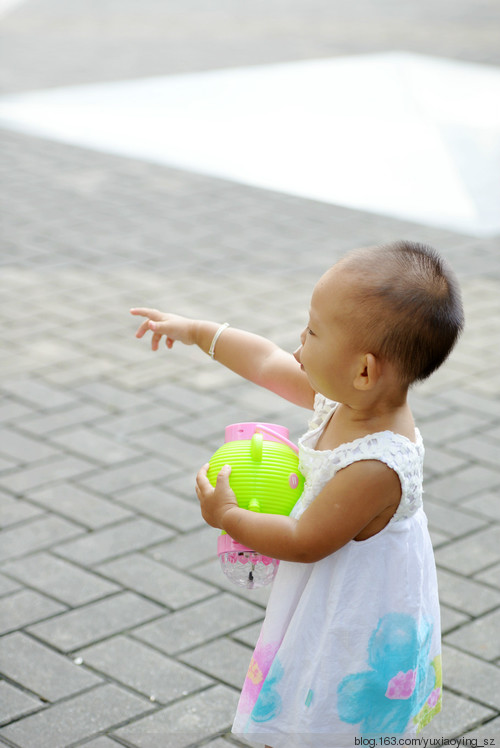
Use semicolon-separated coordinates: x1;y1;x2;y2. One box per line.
337;613;441;736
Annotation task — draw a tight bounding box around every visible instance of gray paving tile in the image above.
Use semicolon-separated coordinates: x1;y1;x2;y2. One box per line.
0;454;95;494
96;553;217;609
77;456;179;494
0;427;59;464
78;635;213;704
27;591;165;652
0;684;154;748
425;497;487;539
113;684;239;748
53;517;174;566
0;681;42;725
444;608;500;661
0;379;76;410
179;637;251;689
2;552;120;606
147;526;220;569
115;484;203;532
441;644;500;710
435;526;500;575
462;491;500;523
0;514;83;563
437;568;500;616
0;589;66;634
0;491;43;526
475;562;500;589
48;426;142;465
0;632;102;701
26;482;133;529
132;593;263;655
18;402;108;435
426;465;500;504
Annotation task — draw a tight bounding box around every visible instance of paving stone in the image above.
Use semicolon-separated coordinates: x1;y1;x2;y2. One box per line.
464;716;500;739
147;526;220;569
0;572;19;596
0;588;66;634
0;683;154;748
2;552;120;606
444;608;500;661
424;497;487;539
462;491;500;523
0;427;59;464
128;428;211;469
0;491;43;526
0;631;102;701
0;514;83;563
437;568;500;616
115;484;203;532
48;426;142;465
0;379;76;410
179;637;252;689
441;644;500;710
0;454;95;494
18;402;108;435
0;681;43;725
475;562;500;589
54;517;175;566
435;526;500;575
451;433;500;470
77;456;179;494
132;593;263;655
426;465;500;504
27;591;165;652
113;684;239;748
440;603;471;635
420;411;495;446
26;482;133;529
97;553;217;609
78;635;213;704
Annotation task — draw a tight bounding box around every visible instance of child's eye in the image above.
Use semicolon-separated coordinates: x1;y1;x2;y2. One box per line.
307;327;315;336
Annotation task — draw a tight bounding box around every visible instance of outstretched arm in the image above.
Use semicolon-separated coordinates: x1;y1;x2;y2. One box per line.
130;308;315;409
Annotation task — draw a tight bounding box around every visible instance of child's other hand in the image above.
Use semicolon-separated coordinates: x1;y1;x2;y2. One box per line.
130;308;197;351
195;463;238;529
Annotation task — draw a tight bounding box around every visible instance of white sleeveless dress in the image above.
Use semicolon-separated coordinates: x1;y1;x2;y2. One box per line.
232;395;442;747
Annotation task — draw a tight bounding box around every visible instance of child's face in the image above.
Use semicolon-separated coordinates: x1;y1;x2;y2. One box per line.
295;264;363;401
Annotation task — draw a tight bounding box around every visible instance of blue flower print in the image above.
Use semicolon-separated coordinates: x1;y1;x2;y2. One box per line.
337;613;438;736
250;657;284;723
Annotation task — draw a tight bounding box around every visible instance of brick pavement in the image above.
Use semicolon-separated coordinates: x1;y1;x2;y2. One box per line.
1;1;500;746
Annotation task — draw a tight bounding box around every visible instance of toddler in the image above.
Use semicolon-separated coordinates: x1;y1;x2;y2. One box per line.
131;240;463;747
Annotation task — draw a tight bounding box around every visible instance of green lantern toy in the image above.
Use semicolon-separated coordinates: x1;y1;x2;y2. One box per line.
207;422;304;589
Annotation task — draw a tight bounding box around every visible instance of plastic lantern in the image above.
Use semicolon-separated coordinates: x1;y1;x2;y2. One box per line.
207;422;304;589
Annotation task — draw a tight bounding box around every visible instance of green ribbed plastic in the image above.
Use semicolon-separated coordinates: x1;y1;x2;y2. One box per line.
207;434;304;515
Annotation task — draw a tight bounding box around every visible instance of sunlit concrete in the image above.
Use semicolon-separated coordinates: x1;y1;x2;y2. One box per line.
1;52;499;236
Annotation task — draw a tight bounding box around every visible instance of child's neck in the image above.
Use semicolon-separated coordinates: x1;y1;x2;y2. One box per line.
315;398;415;451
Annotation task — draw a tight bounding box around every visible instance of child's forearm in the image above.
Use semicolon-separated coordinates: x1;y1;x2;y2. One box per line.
194;321;313;407
221;506;316;564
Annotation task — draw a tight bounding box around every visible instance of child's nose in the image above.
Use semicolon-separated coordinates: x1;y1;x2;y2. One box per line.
293;346;302;364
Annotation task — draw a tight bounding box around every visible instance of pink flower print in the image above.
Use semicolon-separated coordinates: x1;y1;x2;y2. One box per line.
385;669;417;700
239;642;279;715
427;687;441;708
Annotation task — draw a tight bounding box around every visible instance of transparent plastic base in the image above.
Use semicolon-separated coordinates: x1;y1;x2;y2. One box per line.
219;550;280;589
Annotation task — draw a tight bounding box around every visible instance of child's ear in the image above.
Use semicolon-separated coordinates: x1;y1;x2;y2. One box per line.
353;353;381;390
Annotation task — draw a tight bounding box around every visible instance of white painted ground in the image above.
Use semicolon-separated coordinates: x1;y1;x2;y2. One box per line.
1;52;499;236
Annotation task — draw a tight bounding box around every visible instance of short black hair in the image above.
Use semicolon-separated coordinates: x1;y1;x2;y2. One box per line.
340;241;464;385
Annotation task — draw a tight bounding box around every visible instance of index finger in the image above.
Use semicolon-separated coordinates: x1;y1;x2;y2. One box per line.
130;308;164;320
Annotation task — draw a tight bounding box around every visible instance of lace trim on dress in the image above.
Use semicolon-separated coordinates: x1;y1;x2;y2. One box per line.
294;395;424;523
